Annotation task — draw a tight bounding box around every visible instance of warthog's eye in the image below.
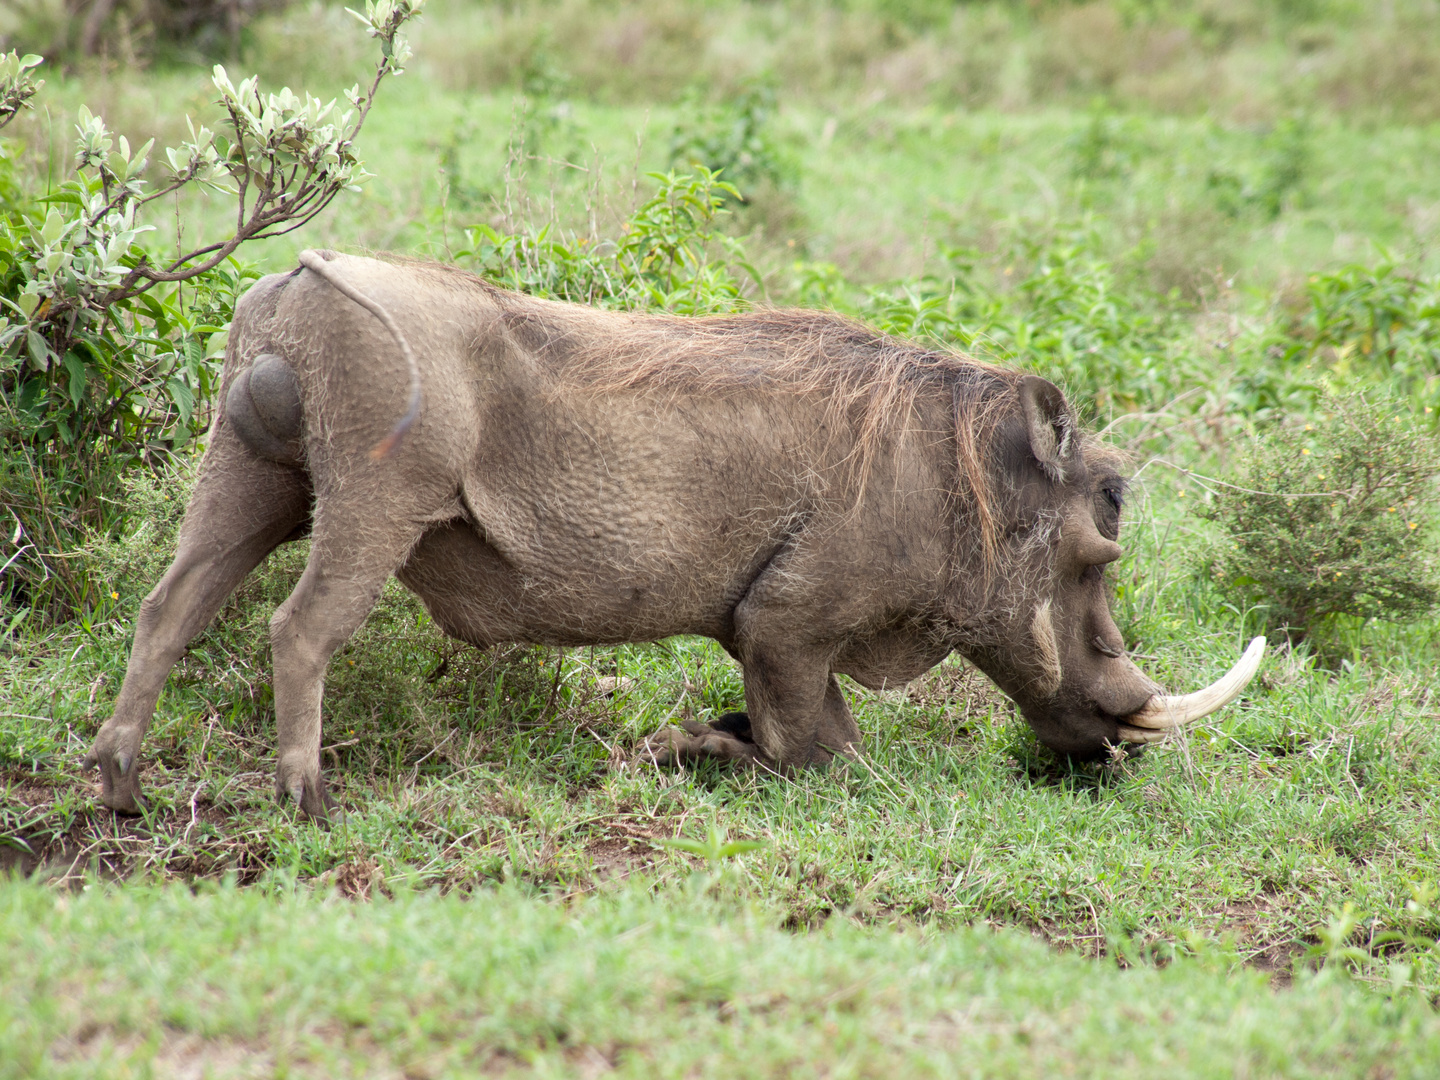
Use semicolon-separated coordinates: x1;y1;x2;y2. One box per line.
1103;485;1124;513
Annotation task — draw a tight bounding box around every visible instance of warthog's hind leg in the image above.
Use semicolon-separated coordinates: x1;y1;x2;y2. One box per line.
268;502;429;821
84;436;310;813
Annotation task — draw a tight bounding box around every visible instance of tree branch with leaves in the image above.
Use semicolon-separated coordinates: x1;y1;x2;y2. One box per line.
2;0;423;368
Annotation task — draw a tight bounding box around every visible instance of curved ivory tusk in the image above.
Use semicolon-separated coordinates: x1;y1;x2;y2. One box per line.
1114;723;1169;744
1121;636;1267;734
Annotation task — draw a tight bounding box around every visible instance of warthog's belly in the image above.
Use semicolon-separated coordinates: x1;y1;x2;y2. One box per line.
397;518;954;690
395;518;766;650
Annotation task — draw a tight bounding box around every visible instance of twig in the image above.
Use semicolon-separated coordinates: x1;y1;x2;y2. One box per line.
406;730;455;783
543;648;566;717
1134;457;1355;499
181;782;204;846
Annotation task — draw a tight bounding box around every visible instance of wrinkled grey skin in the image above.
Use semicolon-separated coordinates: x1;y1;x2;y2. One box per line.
84;252;1158;820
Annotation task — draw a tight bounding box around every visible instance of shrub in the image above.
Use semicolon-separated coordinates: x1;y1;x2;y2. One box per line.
455;167;758;315
1202;393;1440;643
667;81;794;202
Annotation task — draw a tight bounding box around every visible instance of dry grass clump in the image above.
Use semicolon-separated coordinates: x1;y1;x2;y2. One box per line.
1315;13;1440;123
1027;4;1201;107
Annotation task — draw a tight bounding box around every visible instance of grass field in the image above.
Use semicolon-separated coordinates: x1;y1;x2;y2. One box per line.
7;878;1440;1078
6;0;1440;1073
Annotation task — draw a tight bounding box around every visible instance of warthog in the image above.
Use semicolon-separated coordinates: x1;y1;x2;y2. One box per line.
85;250;1263;820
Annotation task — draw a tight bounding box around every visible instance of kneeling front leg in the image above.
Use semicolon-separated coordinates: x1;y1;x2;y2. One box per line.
643;712;770;768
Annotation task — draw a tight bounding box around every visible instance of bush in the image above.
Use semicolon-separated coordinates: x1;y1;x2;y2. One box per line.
1202;393;1440;643
667;81;795;202
455;167;758;315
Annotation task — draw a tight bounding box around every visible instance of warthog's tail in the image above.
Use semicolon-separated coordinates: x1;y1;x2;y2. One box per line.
297;249;422;460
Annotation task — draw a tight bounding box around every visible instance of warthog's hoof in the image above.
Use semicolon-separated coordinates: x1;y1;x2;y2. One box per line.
82;733;148;815
277;767;344;824
642;712;768;768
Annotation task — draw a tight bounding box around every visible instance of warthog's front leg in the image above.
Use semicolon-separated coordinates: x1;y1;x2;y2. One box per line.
644;567;864;771
643;712;770;768
728;556;864;767
645;537;866;769
84;438;309;812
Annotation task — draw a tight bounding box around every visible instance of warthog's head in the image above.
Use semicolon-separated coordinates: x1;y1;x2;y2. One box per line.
953;376;1263;759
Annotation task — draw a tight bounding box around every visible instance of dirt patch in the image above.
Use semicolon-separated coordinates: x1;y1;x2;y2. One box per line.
2;766;275;886
1217;897;1306;986
585;821;665;879
906;658;1011;727
315;858;388;900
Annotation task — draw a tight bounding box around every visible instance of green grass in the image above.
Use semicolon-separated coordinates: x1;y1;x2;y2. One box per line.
12;5;1440;297
6;875;1440;1078
6;470;1440;997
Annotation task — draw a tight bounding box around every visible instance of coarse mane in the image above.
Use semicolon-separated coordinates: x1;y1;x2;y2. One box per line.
393;256;1029;573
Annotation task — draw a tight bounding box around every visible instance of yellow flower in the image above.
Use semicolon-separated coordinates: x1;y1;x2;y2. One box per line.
1301;448;1310;455
1316;473;1325;480
1388;506;1396;513
110;591;118;600
1409;521;1419;530
1304;423;1314;431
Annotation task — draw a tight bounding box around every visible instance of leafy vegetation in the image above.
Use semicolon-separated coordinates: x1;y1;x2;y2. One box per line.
1203;393;1440;645
456;166;755;314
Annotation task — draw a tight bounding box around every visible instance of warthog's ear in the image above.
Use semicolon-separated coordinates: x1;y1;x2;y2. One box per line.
1018;375;1076;483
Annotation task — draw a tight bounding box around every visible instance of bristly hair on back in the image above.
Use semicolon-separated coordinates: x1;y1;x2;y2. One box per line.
491;296;1024;576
